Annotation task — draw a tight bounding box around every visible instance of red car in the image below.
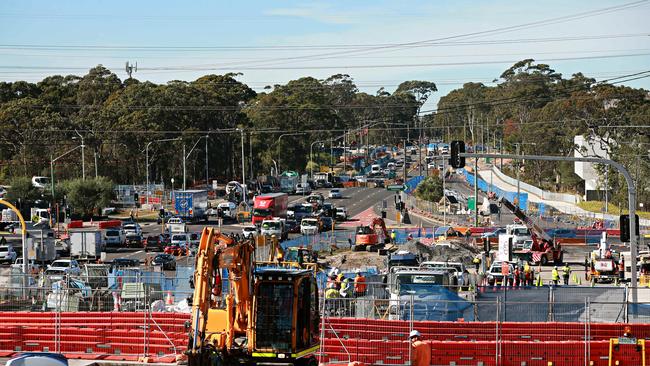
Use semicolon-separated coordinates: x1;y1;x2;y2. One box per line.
164;245;189;256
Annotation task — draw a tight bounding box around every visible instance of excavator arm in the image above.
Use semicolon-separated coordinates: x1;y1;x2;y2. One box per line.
188;227;255;359
371;217;390;241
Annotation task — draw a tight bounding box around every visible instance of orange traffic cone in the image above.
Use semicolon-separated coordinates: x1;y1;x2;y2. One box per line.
165;291;174;305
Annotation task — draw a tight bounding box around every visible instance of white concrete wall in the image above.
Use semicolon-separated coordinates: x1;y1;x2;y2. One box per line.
490;166;578;204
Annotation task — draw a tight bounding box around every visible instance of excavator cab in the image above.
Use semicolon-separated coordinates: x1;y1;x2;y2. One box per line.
253;268;320;363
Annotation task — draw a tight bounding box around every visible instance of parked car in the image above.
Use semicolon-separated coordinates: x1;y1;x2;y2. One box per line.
0;244;18;264
47;259;81;276
6;352;69;366
11;258;40;272
487;261;515;286
328;189;342;199
481;228;506;239
152;254;177;270
242;225;258;239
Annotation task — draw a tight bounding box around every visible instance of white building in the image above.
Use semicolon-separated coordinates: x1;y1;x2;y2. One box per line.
574;135;612;201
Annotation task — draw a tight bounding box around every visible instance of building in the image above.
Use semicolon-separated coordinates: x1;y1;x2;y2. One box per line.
574;135;612;201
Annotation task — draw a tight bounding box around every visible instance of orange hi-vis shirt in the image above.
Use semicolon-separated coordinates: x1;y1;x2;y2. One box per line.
411;340;431;366
354;275;367;293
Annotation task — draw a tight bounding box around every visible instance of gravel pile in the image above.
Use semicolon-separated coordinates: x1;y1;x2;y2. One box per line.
402;239;480;265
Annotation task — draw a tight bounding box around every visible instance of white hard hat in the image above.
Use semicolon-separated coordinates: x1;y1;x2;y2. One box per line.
355;269;362;274
409;330;421;339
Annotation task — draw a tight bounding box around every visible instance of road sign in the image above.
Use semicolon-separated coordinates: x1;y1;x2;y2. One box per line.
468;196;476;210
387;184;406;191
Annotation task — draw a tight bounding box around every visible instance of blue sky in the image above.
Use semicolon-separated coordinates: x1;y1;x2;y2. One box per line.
1;0;649;108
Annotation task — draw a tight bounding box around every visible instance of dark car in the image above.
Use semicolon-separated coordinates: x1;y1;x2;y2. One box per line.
285;219;300;234
111;258;140;271
152;254;177;270
320;216;334;231
144;235;164;251
125;233;143;248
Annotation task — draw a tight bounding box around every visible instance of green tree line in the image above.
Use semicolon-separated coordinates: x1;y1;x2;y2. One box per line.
1;60;649;206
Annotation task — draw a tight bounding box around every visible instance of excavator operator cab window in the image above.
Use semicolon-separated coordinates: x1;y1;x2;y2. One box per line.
296;276;319;350
255;282;293;351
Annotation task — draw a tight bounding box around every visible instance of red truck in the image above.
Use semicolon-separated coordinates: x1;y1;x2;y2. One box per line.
252;193;288;225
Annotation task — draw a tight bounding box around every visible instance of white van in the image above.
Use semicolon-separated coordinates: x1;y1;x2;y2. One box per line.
387;162;396;171
217;202;237;219
370;164;381;175
31;176;50;189
166;217;187;233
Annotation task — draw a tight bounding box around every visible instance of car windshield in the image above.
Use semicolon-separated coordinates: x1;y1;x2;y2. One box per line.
262;221;281;229
253;208;272;216
244;227;256;232
513;228;529;235
172;235;186;241
106;231;119;236
155;255;170;260
52;261;69;267
302;220;318;226
0;246;9;253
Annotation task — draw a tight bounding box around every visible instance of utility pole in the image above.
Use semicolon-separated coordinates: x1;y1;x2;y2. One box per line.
94;150;98;178
182;144;186;191
74;130;85;180
474;157;479;227
205;135;209;188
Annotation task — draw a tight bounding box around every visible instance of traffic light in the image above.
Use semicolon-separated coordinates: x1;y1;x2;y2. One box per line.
620;214;639;242
450;140;466;168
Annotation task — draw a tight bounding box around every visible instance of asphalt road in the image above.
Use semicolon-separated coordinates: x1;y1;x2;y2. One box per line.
102;186;393;267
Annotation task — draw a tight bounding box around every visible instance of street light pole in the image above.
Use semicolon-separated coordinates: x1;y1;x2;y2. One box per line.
146;137;181;205
50;145;84;201
74;130;85;180
277;132;305;175
310;140;323;179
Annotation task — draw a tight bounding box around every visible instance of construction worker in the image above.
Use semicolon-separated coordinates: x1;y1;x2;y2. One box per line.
562;263;571;285
619;255;625;282
353;270;367;297
336;273;345;290
552;266;560;286
409;330;431;366
524;262;532;286
325;283;339;299
513;266;521;287
390;230;397;243
472;256;481;272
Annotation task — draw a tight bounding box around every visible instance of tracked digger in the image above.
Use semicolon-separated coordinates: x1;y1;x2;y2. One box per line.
186;227;320;366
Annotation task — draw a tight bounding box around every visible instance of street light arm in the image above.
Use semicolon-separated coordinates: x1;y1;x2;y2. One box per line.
52;144;83;163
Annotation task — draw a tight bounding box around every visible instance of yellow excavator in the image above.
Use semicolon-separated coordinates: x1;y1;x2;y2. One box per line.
186;227;320;366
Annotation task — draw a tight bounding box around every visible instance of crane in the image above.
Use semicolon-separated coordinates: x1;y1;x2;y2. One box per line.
187;227;320;366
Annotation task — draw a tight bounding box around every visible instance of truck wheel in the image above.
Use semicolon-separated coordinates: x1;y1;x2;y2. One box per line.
352;245;363;252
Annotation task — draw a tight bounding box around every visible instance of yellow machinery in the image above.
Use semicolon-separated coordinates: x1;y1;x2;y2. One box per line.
608;337;645;366
186;227;320;366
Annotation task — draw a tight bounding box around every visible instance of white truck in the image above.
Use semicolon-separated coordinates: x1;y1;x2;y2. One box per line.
260;218;288;240
26;229;58;263
166;217;187;233
70;230;104;261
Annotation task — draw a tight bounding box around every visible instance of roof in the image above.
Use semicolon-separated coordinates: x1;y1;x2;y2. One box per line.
255;267;313;279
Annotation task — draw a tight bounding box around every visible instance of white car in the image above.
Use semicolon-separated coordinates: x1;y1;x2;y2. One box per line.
47;259;81;276
328;189;342;199
242;226;258;239
104;228;125;246
123;223;142;236
0;245;17;264
11;258;40;272
427;163;436;169
295;183;312;195
171;233;191;247
335;207;348;221
300;218;320;236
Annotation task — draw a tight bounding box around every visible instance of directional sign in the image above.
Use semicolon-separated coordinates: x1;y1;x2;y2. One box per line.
387;184;406;191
